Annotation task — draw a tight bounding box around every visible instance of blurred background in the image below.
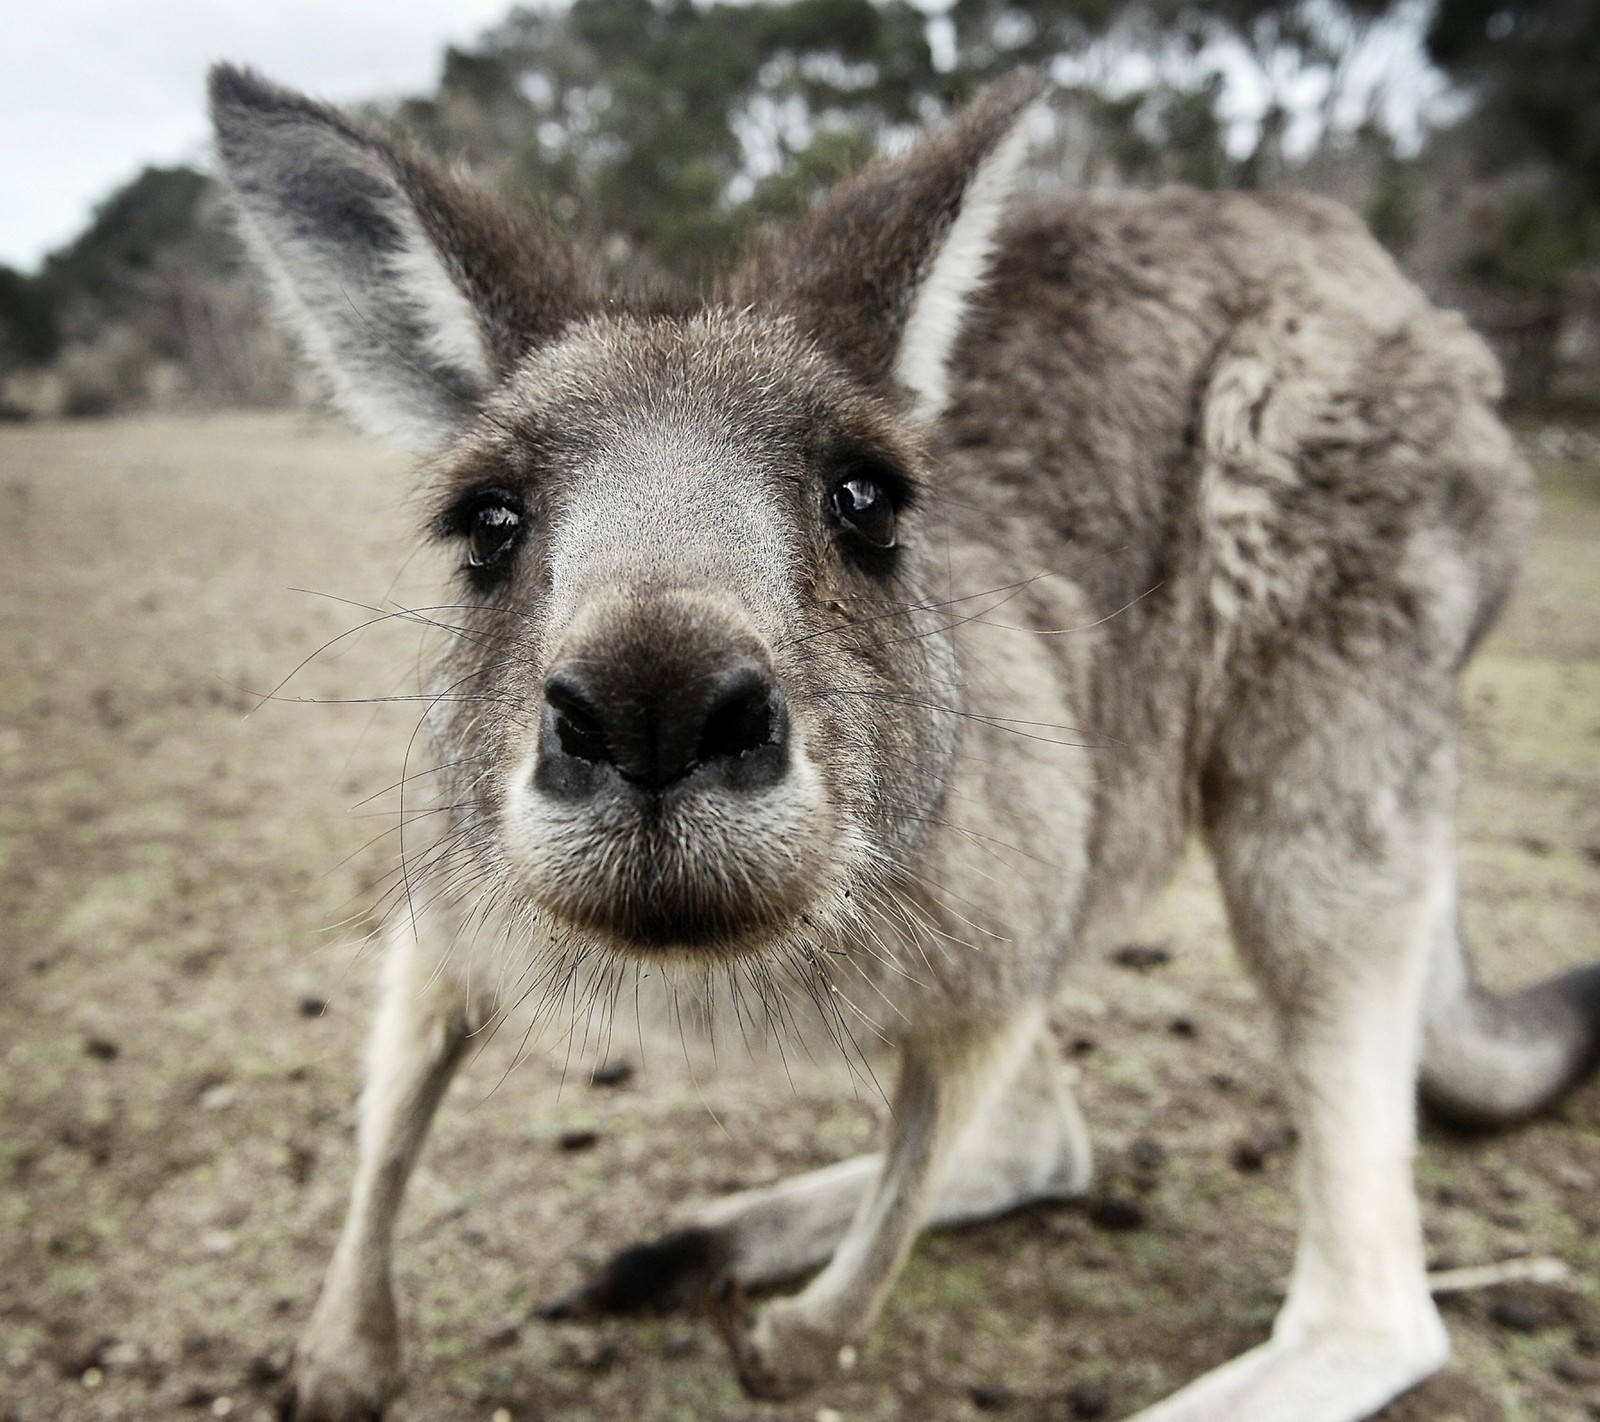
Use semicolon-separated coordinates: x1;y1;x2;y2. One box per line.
1;0;1597;422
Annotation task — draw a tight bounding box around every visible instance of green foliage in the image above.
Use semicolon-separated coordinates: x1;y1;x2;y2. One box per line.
46;167;223;309
1427;0;1600;296
0;267;60;370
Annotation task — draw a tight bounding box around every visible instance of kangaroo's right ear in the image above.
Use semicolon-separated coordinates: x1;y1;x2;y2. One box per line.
209;65;599;449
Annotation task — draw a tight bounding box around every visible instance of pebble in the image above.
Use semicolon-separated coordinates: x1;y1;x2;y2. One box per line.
1066;1379;1110;1418
971;1380;1015;1411
589;1058;634;1087
83;1035;120;1061
558;1129;599;1152
298;996;328;1018
1490;1298;1551;1333
1128;1138;1165;1174
1108;943;1170;972
485;1321;521;1350
1555;1354;1600;1384
1229;1124;1295;1173
1088;1192;1145;1231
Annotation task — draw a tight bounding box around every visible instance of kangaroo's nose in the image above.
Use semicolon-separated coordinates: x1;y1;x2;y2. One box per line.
537;656;788;799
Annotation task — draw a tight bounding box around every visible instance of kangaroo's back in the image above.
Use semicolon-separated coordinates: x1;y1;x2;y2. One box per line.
928;185;1533;937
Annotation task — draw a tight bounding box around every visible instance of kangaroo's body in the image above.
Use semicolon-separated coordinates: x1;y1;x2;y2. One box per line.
208;65;1599;1422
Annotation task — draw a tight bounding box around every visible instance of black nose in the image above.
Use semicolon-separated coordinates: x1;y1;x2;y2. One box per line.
537;658;788;799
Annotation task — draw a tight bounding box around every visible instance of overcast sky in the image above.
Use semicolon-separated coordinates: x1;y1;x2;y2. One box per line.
2;0;516;271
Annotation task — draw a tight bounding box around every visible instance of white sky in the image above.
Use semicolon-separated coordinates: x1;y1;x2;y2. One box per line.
0;0;515;271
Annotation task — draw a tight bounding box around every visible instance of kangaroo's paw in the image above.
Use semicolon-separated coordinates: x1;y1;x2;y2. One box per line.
278;1338;398;1422
1126;1321;1450;1422
725;1293;847;1402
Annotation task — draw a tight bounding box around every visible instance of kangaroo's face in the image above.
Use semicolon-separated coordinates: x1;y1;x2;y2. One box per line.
425;313;954;954
210;65;1041;959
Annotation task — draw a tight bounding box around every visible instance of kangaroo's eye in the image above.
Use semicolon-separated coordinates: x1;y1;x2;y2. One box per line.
828;474;897;549
466;499;523;570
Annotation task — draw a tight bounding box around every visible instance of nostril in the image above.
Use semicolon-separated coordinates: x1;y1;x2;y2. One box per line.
545;674;612;766
699;669;782;765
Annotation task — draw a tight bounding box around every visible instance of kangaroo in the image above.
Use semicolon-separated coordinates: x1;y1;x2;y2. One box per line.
209;64;1600;1422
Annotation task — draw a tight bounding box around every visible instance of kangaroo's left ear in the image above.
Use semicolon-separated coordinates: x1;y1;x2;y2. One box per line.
732;70;1046;423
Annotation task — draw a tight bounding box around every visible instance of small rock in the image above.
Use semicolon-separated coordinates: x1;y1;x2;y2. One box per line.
243;1351;286;1386
486;1321;521;1350
297;997;327;1018
589;1059;634;1087
970;1380;1015;1411
1088;1192;1145;1232
1490;1298;1550;1333
1066;1379;1111;1418
1068;1036;1097;1057
558;1129;599;1152
1231;1139;1267;1172
1109;943;1170;972
1230;1124;1295;1173
1128;1138;1165;1174
1555;1354;1600;1385
1167;1016;1197;1038
285;1142;316;1186
83;1036;119;1062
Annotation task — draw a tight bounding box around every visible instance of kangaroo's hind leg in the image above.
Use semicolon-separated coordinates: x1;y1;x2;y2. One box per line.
1129;680;1460;1422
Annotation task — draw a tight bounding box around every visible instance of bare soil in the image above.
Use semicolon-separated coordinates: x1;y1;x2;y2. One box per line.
2;413;1597;1422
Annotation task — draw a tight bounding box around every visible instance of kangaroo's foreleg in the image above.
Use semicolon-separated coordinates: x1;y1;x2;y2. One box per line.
285;926;478;1422
727;1005;1048;1399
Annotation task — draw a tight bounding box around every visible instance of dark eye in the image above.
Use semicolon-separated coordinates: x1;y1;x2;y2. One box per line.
828;473;897;549
466;499;523;571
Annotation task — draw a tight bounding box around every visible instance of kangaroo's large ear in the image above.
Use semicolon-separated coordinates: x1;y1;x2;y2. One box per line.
209;65;599;448
732;71;1045;423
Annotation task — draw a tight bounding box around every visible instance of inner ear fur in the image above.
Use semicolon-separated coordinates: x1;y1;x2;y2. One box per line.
209;65;602;447
727;70;1046;420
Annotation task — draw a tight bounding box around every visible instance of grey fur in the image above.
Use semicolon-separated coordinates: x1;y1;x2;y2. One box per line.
207;63;1596;1422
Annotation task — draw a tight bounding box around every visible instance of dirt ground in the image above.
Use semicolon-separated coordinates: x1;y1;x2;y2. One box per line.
1;412;1597;1422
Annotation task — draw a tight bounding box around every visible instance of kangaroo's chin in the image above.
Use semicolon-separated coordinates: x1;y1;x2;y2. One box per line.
502;741;838;962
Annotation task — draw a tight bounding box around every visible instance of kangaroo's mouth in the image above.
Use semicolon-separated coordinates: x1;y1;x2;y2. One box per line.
504;733;835;957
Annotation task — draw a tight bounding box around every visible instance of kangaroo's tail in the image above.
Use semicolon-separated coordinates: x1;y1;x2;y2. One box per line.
1421;922;1600;1128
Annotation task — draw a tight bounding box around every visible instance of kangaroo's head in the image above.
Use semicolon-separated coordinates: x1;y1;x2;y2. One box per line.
210;66;1040;961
